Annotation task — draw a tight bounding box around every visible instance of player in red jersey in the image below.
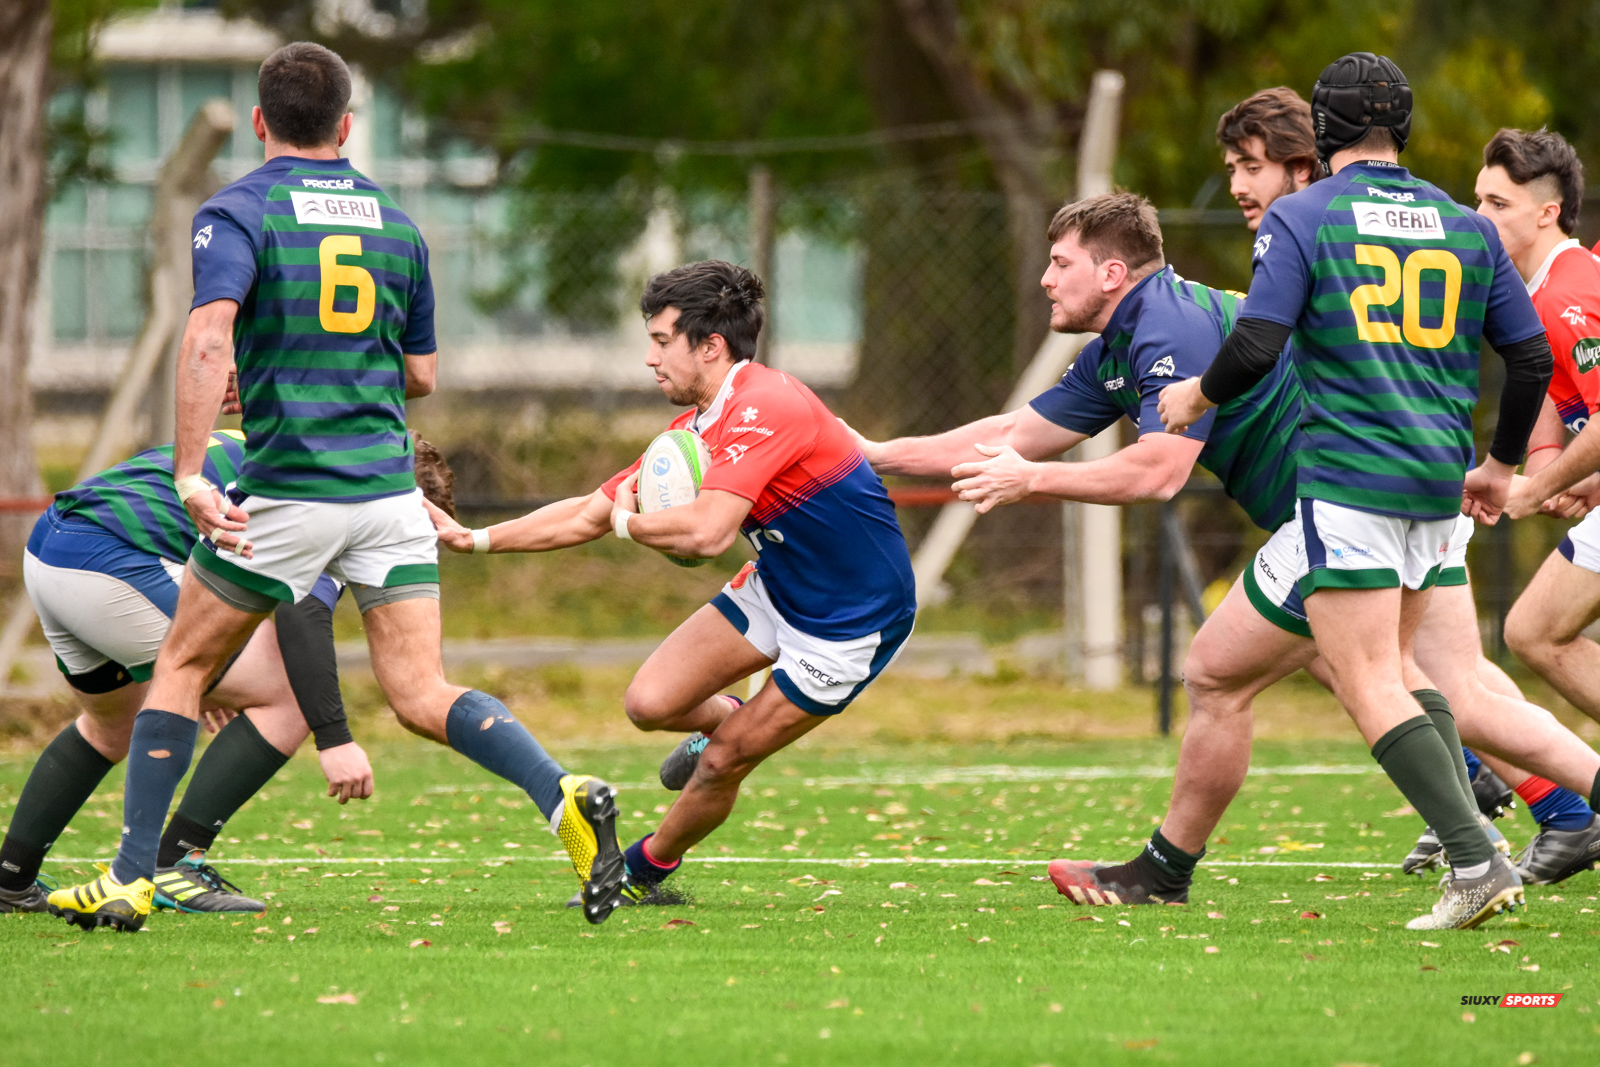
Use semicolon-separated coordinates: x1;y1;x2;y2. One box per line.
1483;129;1600;880
429;261;915;919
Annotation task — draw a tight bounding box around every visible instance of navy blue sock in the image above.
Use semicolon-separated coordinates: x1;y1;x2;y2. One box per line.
1529;786;1594;832
1461;747;1482;779
445;690;565;821
624;834;681;886
111;710;198;885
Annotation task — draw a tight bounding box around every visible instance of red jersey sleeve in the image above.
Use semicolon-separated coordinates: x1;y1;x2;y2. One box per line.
699;382;816;503
1534;250;1600;431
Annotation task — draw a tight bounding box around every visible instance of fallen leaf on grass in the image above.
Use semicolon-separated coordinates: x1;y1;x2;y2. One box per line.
1461;1013;1475;1023
409;940;431;949
1300;912;1322;920
317;994;359;1005
1204;946;1219;954
665;919;696;927
1123;1039;1158;1050
1313;874;1336;883
826;998;849;1009
1207;912;1225;919
1071;916;1103;923
1418;941;1440;948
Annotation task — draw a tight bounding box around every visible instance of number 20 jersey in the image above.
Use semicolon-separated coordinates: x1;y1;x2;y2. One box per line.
1243;161;1544;520
191;156;436;503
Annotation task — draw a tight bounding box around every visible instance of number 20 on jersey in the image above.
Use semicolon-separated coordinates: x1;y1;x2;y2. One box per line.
1350;244;1462;349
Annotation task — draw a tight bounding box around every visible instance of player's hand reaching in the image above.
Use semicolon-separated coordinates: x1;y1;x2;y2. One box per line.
1547;473;1600;520
198;704;237;735
1464;458;1517;523
318;741;374;804
1157;377;1213;435
424;496;474;553
183;483;253;558
220;370;241;416
952;444;1036;514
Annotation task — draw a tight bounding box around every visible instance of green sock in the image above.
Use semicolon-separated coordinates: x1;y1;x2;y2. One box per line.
156;715;288;867
1411;689;1475;809
1372;715;1493;869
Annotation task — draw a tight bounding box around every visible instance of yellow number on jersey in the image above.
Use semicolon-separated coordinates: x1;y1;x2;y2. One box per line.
1351;244;1462;349
1351;245;1402;344
318;234;376;334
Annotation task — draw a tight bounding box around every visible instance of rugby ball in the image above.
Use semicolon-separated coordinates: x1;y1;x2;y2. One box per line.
636;429;713;568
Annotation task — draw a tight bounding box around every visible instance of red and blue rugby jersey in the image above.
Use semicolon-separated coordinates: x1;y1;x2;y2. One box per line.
605;362;915;639
1528;240;1600;433
191;156;435;503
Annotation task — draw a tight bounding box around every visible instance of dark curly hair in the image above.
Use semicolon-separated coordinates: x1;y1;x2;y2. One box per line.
410;431;456;518
639;260;766;362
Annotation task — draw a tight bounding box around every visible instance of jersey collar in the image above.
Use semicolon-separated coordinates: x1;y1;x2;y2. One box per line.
691;359;749;435
1525;238;1583;296
1100;265;1171;342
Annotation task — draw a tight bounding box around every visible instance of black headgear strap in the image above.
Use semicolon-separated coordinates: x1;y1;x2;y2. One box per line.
1311;52;1412;166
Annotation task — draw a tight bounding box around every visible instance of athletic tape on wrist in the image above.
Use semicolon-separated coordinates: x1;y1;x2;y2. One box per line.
174;474;216;504
471;527;491;554
614;510;633;541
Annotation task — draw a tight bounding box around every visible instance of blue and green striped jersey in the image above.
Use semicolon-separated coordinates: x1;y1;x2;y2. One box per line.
190;156;436;503
53;431;247;564
1242;162;1545;519
1029;267;1303;532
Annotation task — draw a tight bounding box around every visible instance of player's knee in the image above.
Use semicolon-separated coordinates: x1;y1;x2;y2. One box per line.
622;680;676;730
693;739;755;788
1503;605;1554;662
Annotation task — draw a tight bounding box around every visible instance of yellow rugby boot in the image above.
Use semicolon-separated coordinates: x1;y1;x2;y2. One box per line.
48;865;154;932
554;775;626;925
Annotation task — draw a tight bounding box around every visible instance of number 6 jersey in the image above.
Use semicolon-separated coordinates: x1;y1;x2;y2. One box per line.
190;156;435;503
1241;161;1544;520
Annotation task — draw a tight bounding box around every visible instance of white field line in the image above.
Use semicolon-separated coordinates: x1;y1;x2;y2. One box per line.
47;855;1397;869
424;763;1378;795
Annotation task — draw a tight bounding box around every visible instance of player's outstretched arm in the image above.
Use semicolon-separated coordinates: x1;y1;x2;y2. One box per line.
1480;333;1556;521
174;298;252;554
952;432;1203;513
428;490;613;554
848;409;1083;476
1507;404;1600;520
613;488;753;559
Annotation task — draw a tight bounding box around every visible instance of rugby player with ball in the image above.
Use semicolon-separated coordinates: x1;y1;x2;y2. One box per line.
430;260;916;918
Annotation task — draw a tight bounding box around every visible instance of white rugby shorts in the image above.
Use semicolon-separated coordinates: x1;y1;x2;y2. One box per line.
1246;510;1474;636
1558;508;1600;574
192;488;437;610
712;563;914;715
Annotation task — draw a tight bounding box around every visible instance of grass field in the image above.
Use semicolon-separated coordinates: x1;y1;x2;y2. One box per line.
1;698;1596;1066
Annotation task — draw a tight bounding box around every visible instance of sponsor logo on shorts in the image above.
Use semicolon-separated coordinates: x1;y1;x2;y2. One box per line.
1104;377;1125;392
1256;553;1279;584
288;190;383;229
1150;356;1176;377
1572;337;1600;373
1352;202;1445;241
1330;546;1373;560
1365;186;1415;202
1460;994;1563;1008
301;177;356;190
796;657;844;687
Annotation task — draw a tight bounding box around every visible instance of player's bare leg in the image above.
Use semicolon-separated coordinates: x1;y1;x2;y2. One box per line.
650;681;824;861
1163;578;1315;853
624;604;774;734
143;571;268;720
1417;583;1600;794
1051;576;1315;906
360;597;468;741
362;595;625;922
1505;552;1600;722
